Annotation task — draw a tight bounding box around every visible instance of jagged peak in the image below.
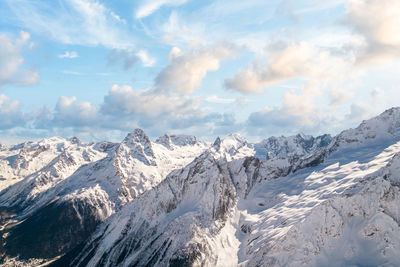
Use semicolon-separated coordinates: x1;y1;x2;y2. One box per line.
215;133;247;149
224;133;247;144
94;141;118;153
69;136;81;145
211;133;251;158
118;128;155;165
123;128;150;142
0;142;7;151
155;134;198;149
39;136;67;144
255;133;332;160
213;137;222;148
122;129;153;150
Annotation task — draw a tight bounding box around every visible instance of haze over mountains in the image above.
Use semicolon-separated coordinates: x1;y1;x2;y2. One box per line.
1;107;400;266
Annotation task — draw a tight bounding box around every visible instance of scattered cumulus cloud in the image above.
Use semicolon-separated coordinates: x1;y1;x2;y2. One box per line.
54;96;98;127
108;49;155;69
329;88;354;105
108;49;139;70
225;41;354;93
58;51;79;58
26;85;224;138
346;87;400;123
0;95;27;129
156;44;236;94
101;84;200;118
246;81;332;136
346;0;400;63
11;83;242;139
2;0;400;142
0;31;39;87
136;50;156;67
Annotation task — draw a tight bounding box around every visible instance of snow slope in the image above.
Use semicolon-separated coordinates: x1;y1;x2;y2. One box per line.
0;137;90;191
242;141;400;266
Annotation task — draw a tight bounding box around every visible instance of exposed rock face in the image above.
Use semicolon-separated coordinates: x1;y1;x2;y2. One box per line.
1;108;400;266
3;199;104;259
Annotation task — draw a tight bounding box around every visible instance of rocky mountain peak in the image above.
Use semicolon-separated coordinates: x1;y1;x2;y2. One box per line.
212;134;252;160
254;133;332;161
119;128;155;165
212;136;222;148
69;136;81;145
155;134;198;149
0;142;6;151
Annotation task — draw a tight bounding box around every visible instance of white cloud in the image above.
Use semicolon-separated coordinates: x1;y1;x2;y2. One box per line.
156;44;235;94
101;84;200;118
225;41;353;93
58;51;79;58
346;87;400;123
246;81;334;136
61;70;85;75
0;31;39;86
159;11;206;46
0;95;27;129
346;0;400;62
108;49;155;69
135;0;189;19
136;50;156;67
107;49;139;70
280;83;322;126
27;84;235;138
54;96;98;127
205;95;235;104
329;88;354;105
6;0;133;49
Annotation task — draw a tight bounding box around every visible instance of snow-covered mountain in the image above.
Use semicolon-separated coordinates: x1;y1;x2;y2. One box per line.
0;130;208;263
1;108;400;266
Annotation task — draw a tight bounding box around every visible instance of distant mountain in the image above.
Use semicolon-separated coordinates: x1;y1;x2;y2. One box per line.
1;108;400;266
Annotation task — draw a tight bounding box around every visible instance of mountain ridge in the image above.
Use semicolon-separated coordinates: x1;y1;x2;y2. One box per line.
0;107;400;266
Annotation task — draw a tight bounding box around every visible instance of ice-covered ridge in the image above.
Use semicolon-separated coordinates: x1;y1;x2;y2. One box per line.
155;134;200;149
332;107;400;149
0;136;100;192
254;133;332;161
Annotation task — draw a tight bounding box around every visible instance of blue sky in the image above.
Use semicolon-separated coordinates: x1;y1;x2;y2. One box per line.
0;0;399;143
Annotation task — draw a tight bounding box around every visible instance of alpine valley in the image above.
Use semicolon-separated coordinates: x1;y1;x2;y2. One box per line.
1;108;400;267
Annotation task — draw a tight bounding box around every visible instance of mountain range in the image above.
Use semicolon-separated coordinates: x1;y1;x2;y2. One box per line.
1;107;400;266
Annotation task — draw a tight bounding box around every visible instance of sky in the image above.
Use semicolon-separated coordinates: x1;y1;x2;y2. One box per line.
0;0;399;144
